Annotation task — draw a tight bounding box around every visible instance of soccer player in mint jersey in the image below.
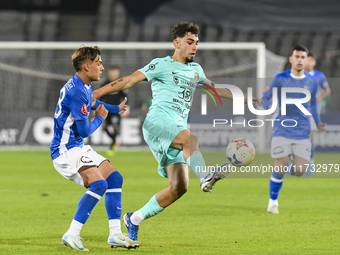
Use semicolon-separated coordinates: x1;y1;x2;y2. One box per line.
50;46;139;251
305;52;331;177
262;45;327;214
93;22;263;244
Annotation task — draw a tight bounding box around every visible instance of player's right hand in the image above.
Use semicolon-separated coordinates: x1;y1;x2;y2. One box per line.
95;104;108;120
318;123;327;132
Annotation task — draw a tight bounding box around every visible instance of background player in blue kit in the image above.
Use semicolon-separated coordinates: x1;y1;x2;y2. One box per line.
305;52;331;177
93;22;263;244
262;45;327;214
50;46;140;251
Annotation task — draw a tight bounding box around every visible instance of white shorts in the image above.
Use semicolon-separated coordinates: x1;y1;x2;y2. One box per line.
53;145;107;187
271;137;311;161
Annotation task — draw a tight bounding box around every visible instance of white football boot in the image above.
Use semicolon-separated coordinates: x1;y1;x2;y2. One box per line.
200;164;230;192
107;233;140;249
267;205;279;214
62;233;89;251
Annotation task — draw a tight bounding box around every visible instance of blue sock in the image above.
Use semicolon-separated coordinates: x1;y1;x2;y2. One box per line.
269;171;284;200
140;195;164;220
74;180;107;224
186;151;207;180
105;171;123;220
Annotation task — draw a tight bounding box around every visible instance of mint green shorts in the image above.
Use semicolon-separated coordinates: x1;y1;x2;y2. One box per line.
142;114;187;178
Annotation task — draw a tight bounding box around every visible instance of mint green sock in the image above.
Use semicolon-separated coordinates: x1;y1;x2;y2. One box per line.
140;195;164;220
186;151;207;179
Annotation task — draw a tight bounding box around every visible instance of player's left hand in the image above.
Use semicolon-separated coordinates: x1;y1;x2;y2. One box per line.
118;97;128;114
245;97;263;107
317;123;327;131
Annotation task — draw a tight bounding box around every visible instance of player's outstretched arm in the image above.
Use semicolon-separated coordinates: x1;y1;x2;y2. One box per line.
206;79;263;106
205;80;233;99
93;70;146;101
91;97;127;115
247;97;263;107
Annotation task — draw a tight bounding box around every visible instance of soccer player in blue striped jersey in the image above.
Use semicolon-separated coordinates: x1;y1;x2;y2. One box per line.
93;22;263;244
262;45;327;214
50;46;140;251
305;52;331;177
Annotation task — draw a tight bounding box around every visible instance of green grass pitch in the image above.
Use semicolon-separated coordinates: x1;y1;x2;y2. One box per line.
0;149;340;254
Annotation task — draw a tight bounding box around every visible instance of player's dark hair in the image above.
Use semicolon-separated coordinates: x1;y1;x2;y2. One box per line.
72;46;101;72
308;52;316;59
172;22;199;40
290;45;308;56
109;65;120;71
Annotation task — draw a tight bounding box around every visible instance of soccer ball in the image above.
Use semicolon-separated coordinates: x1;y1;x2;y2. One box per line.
226;138;256;166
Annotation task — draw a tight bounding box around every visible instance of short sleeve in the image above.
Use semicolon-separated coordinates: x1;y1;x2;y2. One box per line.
138;58;163;82
199;65;207;83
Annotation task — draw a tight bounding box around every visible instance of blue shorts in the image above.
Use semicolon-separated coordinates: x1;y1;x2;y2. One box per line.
142;114;187;178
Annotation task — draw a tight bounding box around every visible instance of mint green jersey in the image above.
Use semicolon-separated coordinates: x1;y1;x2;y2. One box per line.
139;56;207;124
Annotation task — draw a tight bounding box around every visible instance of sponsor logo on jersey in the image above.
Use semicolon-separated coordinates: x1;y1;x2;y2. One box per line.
173;77;179;84
264;85;270;92
81;104;88;115
66;81;75;91
194;72;199;81
145;62;159;72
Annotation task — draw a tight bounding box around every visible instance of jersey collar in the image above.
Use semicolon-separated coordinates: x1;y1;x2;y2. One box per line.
74;74;91;89
290;71;306;80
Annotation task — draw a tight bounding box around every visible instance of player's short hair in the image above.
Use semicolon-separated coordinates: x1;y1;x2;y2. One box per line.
290;45;308;56
109;65;120;71
308;52;317;59
72;46;101;72
172;22;199;40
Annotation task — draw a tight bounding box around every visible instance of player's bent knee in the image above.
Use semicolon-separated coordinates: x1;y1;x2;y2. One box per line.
170;188;187;201
114;170;123;185
189;134;200;146
179;181;189;195
295;169;306;177
106;170;123;188
169;180;188;199
89;179;108;197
